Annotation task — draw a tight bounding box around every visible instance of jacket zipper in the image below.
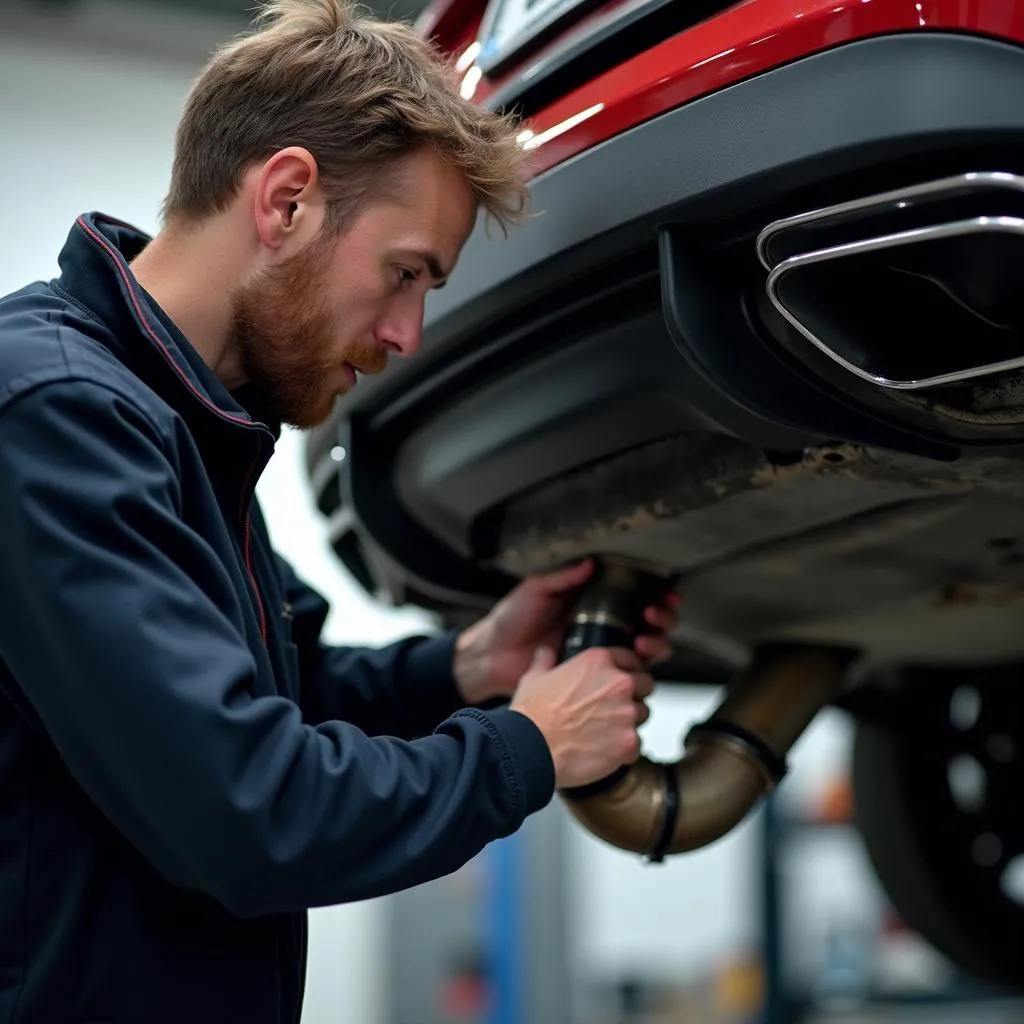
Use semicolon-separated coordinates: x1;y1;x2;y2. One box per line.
77;215;275;649
242;513;268;647
239;450;269;648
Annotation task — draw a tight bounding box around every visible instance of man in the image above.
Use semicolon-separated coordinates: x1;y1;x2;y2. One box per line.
0;1;677;1021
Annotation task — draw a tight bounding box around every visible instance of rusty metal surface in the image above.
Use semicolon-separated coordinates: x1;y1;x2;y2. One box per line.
898;371;1024;425
491;437;1024;664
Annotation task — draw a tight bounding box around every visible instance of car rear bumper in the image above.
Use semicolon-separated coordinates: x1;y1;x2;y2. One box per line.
308;30;1024;615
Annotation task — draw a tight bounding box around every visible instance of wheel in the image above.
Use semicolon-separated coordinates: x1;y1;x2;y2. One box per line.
850;663;1024;992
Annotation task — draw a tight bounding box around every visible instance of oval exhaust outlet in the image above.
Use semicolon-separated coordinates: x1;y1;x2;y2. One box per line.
756;172;1024;391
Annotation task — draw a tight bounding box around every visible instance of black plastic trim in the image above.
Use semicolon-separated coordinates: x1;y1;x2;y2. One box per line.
391;306;802;554
338;418;517;604
658;228;961;458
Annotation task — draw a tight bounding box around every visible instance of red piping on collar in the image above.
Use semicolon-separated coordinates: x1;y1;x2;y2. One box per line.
75;215;270;647
76;216;263;432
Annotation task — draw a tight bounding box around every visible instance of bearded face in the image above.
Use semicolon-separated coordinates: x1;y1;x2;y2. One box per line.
228;233;387;430
225;149;479;429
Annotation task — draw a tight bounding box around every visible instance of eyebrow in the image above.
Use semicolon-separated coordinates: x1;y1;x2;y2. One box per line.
424;252;448;280
398;249;450;288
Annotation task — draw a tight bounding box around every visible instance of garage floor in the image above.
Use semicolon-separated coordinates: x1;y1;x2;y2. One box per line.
805;1003;1024;1024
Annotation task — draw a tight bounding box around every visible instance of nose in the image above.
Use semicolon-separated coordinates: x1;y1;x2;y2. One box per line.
375;306;424;358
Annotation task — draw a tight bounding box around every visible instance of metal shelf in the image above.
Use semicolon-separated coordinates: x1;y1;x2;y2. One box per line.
757;795;1024;1024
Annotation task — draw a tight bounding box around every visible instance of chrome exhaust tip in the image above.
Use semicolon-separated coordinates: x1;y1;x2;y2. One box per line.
755;172;1024;392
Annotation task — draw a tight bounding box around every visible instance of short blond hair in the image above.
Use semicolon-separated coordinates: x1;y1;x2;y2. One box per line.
162;0;530;233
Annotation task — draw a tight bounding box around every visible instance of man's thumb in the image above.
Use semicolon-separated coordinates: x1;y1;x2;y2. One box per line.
530;645;557;672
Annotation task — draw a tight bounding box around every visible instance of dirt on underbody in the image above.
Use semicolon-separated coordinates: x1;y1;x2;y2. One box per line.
489;435;1024;667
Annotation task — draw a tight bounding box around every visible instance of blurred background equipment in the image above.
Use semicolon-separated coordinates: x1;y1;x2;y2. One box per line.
5;0;435;41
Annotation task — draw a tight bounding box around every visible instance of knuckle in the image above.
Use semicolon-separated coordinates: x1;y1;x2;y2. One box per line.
618;646;642;669
610;672;635;698
621;731;641;761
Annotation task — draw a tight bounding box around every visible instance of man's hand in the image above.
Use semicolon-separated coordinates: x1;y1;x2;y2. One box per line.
452;558;679;707
510;645;654;789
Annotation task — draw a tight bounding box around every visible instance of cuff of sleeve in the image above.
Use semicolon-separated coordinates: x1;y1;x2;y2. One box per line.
476;706;556;826
403;629;464;716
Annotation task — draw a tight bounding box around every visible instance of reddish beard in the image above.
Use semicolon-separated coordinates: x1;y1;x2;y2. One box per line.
228;234;386;429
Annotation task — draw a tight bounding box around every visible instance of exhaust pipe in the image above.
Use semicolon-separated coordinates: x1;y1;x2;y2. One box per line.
754;171;1024;392
556;557;857;861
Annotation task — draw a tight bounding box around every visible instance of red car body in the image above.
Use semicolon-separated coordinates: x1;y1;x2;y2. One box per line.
421;0;1024;177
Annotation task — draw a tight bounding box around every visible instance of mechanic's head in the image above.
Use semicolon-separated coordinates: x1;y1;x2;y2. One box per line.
159;0;529;428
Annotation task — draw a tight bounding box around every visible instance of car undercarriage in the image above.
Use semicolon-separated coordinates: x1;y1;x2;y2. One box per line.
305;29;1024;995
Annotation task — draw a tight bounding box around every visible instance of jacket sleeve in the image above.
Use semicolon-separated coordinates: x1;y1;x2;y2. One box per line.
0;378;555;917
274;554;469;739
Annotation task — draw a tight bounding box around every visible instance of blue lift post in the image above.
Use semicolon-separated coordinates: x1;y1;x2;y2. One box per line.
486;832;526;1024
483;802;575;1024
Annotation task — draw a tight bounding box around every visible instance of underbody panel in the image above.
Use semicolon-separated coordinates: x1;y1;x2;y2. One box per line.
491;438;1024;667
306;31;1024;674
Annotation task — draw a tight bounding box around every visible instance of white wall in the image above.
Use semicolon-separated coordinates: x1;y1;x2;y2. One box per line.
568;688;857;989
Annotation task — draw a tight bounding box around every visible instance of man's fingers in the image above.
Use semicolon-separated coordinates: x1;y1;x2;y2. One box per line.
606;646;645;672
606;658;654;699
633;672;654;700
530;645;558;672
635;634;672;664
532;558;595;596
644;605;677;631
606;650;658;695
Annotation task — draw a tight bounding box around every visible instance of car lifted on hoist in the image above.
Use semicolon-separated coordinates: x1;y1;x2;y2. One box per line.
305;0;1024;992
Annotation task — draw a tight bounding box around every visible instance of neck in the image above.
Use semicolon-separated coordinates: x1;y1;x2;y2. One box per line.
129;217;248;389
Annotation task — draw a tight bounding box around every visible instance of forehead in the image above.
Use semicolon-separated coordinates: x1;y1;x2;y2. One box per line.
363;150;478;251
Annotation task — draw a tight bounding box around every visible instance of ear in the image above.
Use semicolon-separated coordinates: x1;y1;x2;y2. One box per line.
252;147;326;252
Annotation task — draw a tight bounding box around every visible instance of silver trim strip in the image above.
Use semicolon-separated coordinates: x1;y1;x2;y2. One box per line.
764;216;1024;391
756;171;1024;271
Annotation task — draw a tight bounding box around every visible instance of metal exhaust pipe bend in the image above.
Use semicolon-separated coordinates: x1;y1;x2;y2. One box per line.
556;558;856;861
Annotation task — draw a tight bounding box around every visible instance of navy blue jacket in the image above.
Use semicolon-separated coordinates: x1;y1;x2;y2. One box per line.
0;214;555;1023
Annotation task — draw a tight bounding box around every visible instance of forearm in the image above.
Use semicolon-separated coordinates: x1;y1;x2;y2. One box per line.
302;630;470;738
0;380;555;916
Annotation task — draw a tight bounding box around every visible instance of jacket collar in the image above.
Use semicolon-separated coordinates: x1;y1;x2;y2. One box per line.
55;212;282;444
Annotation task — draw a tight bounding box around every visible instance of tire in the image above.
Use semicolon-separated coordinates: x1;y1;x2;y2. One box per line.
850;666;1024;992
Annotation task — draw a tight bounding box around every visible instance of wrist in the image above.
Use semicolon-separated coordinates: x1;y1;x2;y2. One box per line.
453;618;495;706
508;701;563;780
